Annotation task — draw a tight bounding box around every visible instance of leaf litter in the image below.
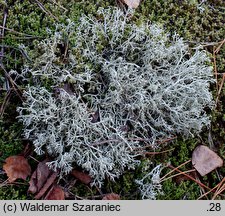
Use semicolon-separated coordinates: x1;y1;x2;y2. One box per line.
28;159;59;199
192;145;223;176
3;155;31;182
122;0;141;8
44;184;65;200
71;169;92;185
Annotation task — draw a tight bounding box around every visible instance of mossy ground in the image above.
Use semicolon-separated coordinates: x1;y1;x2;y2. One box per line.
0;0;224;200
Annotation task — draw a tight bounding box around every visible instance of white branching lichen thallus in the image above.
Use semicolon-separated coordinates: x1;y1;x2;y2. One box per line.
17;7;214;196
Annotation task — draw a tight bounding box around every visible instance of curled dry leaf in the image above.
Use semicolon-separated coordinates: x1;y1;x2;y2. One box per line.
122;0;141;8
71;169;92;185
28;160;53;194
192;145;223;176
34;172;58;200
102;193;121;200
44;184;65;200
3;155;31;182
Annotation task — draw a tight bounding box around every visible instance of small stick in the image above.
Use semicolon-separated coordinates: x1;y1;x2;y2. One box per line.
0;64;23;101
0;25;40;37
0;8;10;91
0;8;8;63
50;0;68;12
167;164;215;192
136;148;174;156
198;177;225;200
160;169;196;183
134;136;177;151
91;136;176;147
160;159;191;181
212;177;225;200
28;155;40;163
212;185;225;200
215;73;225;105
33;0;59;21
0;89;11;117
214;39;225;54
213;46;218;92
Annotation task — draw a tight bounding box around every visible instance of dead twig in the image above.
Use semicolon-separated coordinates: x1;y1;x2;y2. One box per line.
0;45;32;62
160;169;196;183
186;41;222;47
49;0;68;12
0;7;10;91
0;64;23;101
198;177;225;200
134;136;177;151
167;164;219;194
0;8;8;63
33;0;59;21
135;148;174;156
91;136;176;148
215;73;225;105
212;177;225;200
214;39;225;54
160;159;191;181
213;46;218;92
0;89;12;117
0;25;40;38
213;38;225;106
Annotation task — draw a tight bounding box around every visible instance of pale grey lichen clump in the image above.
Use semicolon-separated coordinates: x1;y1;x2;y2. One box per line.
17;8;214;187
135;164;163;200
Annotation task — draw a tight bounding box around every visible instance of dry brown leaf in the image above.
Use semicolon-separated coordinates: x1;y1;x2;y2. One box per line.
192;145;223;176
34;172;58;199
44;184;65;200
122;0;141;8
71;169;92;185
28;160;53;194
3;155;31;182
102;193;120;200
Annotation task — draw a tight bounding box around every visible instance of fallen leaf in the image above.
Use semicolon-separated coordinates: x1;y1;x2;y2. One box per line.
34;172;58;199
28;160;53;194
192;145;223;176
102;193;120;200
44;184;65;200
71;169;92;185
3;155;31;182
122;0;141;8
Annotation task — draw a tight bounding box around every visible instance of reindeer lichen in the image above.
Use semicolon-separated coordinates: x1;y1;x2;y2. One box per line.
17;8;214;187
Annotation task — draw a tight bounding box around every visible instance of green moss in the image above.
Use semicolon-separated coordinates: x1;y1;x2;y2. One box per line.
168;138;198;167
157;179;200;200
0;184;28;200
137;0;224;42
0;121;23;160
70;183;99;199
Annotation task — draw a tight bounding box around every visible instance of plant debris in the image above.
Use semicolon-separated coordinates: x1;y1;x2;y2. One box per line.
102;193;120;200
71;169;92;185
192;145;223;176
122;0;141;8
3;155;31;182
28;160;54;194
44;184;65;200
